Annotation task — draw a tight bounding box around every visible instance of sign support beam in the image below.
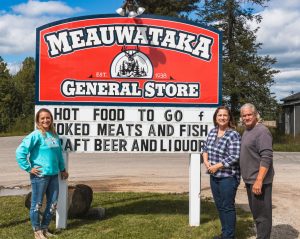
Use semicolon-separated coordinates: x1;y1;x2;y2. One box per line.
56;152;69;229
189;153;201;226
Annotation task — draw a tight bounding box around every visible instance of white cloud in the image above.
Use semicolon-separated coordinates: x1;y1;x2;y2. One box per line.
7;62;22;75
0;13;57;54
276;68;300;81
257;9;300;55
272;69;300;100
12;0;82;17
251;0;300;100
0;0;82;72
271;81;300;101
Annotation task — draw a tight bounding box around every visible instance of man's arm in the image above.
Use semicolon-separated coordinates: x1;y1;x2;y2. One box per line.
252;166;269;195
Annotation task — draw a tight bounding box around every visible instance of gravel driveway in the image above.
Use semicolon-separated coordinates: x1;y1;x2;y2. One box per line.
1;136;299;238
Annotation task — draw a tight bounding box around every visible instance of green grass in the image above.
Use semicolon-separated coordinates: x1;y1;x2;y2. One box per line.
272;134;300;152
273;143;300;152
0;116;34;137
0;192;253;239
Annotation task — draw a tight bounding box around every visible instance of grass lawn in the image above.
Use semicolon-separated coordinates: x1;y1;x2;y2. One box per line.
0;192;253;239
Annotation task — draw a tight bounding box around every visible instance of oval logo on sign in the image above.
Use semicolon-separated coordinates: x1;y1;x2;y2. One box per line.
111;46;153;79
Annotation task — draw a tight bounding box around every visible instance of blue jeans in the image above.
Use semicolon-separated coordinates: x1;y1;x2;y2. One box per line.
210;176;238;239
30;174;59;231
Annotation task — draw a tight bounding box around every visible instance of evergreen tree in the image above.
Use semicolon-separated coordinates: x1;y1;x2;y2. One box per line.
0;56;10;79
0;56;20;132
13;57;35;119
134;60;141;76
122;61;127;76
136;0;199;18
197;0;279;120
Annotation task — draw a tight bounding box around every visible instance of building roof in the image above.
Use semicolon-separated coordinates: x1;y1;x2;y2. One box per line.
281;92;300;102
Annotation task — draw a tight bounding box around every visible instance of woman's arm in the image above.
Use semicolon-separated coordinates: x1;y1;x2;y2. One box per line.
16;131;38;173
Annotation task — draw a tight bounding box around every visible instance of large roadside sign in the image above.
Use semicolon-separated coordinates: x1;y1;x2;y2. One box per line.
36;14;221;153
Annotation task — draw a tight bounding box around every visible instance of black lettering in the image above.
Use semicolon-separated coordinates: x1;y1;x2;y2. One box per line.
148;124;156;136
54;108;79;120
131;139;139;151
94;139;102;150
64;138;73;151
135;124;142;136
97;124;108;135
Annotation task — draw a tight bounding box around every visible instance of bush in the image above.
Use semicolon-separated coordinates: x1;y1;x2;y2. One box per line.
0;115;34;136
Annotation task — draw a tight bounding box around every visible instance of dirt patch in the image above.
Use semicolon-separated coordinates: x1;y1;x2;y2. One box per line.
71;178;189;193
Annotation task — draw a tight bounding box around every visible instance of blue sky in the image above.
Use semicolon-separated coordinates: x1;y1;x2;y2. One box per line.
1;0;299;101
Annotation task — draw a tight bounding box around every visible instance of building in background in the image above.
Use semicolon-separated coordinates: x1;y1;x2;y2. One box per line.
280;92;300;137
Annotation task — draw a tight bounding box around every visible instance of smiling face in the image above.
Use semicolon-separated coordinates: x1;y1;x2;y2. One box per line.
38;111;52;131
241;107;258;129
216;109;230;129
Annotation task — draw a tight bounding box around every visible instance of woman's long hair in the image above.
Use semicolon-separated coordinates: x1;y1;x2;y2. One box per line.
213;106;236;129
35;108;57;135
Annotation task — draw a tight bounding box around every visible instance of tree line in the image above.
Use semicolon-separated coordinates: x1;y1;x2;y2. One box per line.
0;0;279;133
0;57;35;133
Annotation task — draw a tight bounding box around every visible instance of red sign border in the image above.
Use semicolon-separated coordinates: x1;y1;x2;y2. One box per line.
35;14;222;107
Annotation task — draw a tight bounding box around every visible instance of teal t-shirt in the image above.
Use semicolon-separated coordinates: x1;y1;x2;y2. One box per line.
16;130;65;175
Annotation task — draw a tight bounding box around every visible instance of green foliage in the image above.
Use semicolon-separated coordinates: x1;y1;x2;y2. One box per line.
269;127;300;152
0;57;35;134
0;192;253;239
137;0;199;18
0;57;21;132
196;0;279;120
13;57;35;118
0;56;11;79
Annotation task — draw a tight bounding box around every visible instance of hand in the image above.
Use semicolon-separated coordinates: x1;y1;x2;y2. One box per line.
207;165;217;174
61;171;69;180
252;180;263;195
30;166;42;176
207;163;223;174
204;161;211;170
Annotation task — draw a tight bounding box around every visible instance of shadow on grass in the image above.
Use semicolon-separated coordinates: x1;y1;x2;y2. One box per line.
0;218;30;229
67;193;191;229
67;193;252;239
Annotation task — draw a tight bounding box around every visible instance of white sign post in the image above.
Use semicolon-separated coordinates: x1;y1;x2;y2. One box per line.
189;153;201;226
56;152;69;229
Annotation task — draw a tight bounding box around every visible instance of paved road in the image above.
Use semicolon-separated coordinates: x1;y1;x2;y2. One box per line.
1;136;300;239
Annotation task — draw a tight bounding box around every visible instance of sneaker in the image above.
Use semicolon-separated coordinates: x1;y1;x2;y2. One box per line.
34;230;47;239
43;229;56;237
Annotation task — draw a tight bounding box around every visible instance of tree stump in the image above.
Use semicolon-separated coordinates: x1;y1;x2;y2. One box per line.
25;184;93;218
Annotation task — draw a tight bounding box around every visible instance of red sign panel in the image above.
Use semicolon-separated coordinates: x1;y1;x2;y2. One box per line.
36;14;222;106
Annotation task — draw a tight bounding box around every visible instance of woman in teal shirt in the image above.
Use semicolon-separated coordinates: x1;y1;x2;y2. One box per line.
16;108;69;239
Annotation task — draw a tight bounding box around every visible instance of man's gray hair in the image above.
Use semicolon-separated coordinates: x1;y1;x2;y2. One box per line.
240;103;262;122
